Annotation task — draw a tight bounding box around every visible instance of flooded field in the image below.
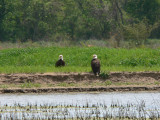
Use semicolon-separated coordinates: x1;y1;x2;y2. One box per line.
0;92;160;119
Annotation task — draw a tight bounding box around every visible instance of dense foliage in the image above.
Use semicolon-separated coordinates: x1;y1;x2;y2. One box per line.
0;0;160;45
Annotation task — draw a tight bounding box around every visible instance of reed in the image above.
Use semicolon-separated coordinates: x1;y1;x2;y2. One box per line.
0;100;159;119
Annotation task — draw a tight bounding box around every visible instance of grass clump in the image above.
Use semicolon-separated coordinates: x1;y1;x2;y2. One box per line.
99;71;109;79
105;80;112;86
154;81;160;85
20;82;41;88
0;85;8;89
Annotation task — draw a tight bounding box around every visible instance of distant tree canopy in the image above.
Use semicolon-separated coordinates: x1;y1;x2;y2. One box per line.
124;0;160;23
0;0;160;42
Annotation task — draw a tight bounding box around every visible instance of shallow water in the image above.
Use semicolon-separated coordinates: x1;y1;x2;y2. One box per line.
0;92;160;119
0;92;160;107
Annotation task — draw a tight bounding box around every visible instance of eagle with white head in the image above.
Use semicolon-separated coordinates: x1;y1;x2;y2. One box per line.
91;54;100;76
55;55;65;67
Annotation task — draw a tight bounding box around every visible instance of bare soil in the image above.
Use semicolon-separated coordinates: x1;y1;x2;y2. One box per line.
0;72;160;93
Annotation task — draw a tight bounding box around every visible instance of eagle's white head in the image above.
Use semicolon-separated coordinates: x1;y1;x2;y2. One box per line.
93;54;97;59
59;55;63;60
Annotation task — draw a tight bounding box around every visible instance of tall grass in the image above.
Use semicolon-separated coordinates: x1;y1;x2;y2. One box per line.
0;47;160;73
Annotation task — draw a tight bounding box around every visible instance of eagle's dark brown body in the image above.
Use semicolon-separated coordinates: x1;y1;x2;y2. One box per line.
55;59;65;67
91;59;100;76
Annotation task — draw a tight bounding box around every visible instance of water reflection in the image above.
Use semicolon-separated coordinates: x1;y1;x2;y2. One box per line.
0;92;160;107
0;92;160;119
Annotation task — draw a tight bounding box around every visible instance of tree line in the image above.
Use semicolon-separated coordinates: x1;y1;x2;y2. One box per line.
0;0;160;45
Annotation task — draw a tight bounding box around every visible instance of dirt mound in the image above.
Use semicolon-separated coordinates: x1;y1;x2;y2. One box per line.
0;73;100;84
1;72;160;84
0;72;160;93
109;72;160;84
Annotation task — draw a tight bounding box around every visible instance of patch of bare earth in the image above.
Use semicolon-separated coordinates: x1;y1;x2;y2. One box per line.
0;72;160;93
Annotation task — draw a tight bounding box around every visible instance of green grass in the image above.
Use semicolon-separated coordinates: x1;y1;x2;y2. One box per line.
0;85;8;89
1;47;160;73
154;81;160;85
105;80;112;86
57;82;76;87
99;71;110;79
20;82;41;88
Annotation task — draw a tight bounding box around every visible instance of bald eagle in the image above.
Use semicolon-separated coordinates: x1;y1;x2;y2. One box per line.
55;55;65;67
91;54;100;76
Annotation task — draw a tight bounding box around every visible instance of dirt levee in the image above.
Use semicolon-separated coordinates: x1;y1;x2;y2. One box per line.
0;72;160;93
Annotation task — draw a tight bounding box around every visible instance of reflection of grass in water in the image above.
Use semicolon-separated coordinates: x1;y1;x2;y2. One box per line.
0;100;159;119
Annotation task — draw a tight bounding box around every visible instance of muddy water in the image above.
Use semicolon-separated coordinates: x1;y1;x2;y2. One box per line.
0;92;160;108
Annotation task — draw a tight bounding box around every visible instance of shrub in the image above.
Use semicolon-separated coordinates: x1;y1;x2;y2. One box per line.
99;71;109;79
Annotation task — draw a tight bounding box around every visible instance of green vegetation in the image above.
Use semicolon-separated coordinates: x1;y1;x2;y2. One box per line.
0;47;160;73
99;71;109;79
20;82;41;88
0;0;160;48
105;80;112;86
0;85;8;89
154;81;160;85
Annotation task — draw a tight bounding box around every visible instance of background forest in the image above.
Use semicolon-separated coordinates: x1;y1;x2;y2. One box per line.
0;0;160;48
